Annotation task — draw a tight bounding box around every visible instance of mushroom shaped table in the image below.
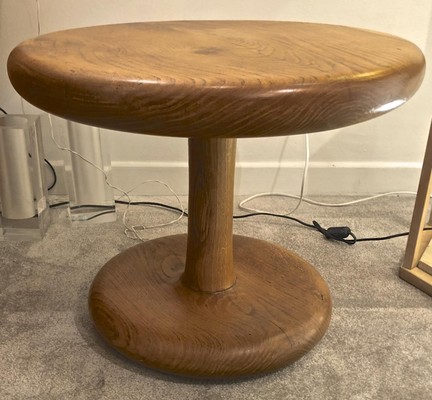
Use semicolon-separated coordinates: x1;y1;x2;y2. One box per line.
8;21;425;378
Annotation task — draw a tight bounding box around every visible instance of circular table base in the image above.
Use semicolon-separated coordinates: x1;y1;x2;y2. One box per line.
89;234;332;378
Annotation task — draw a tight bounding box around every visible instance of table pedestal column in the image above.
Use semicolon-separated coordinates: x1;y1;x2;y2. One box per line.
88;138;332;378
183;138;236;292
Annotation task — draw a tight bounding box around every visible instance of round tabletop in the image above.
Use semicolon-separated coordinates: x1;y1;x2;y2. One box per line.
8;21;425;138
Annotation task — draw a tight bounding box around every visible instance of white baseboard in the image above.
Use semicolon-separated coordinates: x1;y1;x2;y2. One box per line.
48;160;422;196
239;161;423;195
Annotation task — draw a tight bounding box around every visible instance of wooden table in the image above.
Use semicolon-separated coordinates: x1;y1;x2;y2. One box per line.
8;21;425;378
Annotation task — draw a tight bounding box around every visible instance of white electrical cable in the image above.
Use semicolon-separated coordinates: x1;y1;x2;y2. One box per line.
18;0;41;115
240;190;418;210
239;133;419;214
20;97;26;114
119;180;185;239
35;0;41;36
239;134;309;215
48;115;185;241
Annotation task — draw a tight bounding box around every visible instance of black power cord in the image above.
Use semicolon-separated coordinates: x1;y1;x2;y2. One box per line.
44;159;57;190
48;199;427;244
0;107;57;191
2;107;420;243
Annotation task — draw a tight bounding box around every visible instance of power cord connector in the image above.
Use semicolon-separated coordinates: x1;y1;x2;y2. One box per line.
312;221;357;245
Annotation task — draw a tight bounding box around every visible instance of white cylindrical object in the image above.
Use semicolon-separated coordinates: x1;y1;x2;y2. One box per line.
0;116;35;219
67;121;109;205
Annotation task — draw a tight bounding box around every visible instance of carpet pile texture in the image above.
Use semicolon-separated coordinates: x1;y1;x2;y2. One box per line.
1;196;430;399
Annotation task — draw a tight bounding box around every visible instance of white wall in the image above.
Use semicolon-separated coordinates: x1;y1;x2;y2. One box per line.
1;0;431;196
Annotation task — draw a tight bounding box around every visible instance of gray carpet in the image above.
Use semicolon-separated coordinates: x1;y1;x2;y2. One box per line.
0;196;431;399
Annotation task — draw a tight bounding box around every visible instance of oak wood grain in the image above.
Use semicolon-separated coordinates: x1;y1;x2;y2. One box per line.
9;21;426;375
89;234;332;378
399;266;432;297
8;21;425;138
183;138;236;292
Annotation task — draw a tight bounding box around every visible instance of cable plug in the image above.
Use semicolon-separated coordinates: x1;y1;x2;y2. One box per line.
312;221;357;245
325;226;352;239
